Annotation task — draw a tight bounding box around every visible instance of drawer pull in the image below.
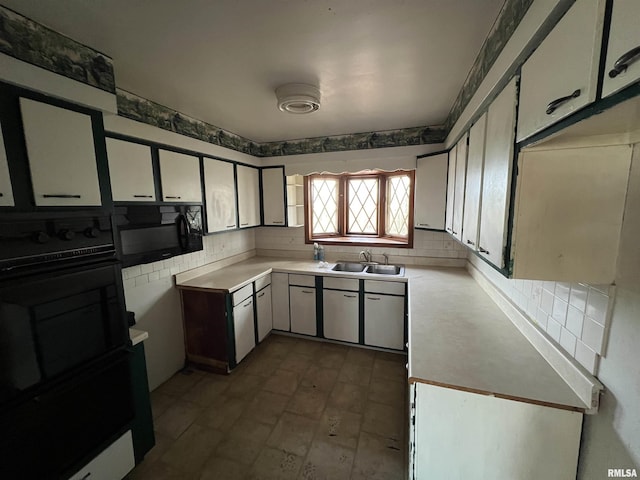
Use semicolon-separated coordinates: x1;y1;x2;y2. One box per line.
0;193;3;197
273;221;284;224
241;223;249;226
417;223;429;227
546;89;580;115
478;246;490;254
466;239;475;246
343;294;357;298
165;195;182;199
258;292;265;298
243;300;252;307
133;194;153;198
302;290;314;294
42;194;81;198
609;46;640;78
451;230;458;235
79;473;91;480
226;224;236;228
367;296;381;300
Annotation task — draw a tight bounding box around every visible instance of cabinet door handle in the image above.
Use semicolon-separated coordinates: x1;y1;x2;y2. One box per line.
165;195;182;199
301;290;314;294
241;223;249;226
226;224;236;228
42;194;81;198
451;230;458;235
343;294;357;298
272;220;284;224
258;292;265;298
417;223;430;227
79;473;91;480
466;239;475;246
367;296;380;300
0;193;3;197
478;246;490;254
243;300;252;307
609;46;640;78
546;89;580;115
133;194;153;198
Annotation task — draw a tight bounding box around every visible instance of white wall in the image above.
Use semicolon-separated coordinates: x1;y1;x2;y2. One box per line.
261;143;444;175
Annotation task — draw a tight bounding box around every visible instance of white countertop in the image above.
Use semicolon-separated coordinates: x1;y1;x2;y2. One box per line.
175;256;587;411
129;328;149;346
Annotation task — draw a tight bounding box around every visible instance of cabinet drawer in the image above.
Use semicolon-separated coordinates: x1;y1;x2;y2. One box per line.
68;430;134;480
364;280;405;296
232;283;253;306
323;277;359;291
255;273;272;291
289;274;315;287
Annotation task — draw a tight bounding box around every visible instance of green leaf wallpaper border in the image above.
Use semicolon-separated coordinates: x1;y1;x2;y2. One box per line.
0;5;115;93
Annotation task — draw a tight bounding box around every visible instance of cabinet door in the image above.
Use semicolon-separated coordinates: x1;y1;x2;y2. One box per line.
517;0;606;141
159;149;202;203
237;165;260;227
444;146;457;234
462;113;487;250
106;138;156;202
233;296;256;364
602;0;640;97
0;121;14;207
414;152;447;230
204;158;237;232
272;273;290;330
262;167;286;225
20;98;101;206
68;430;135;480
452;133;468;241
323;289;359;343
289;286;316;336
256;284;273;342
364;294;404;350
478;77;517;269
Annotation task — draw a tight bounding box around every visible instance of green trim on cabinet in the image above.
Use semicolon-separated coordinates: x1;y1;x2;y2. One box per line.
225;294;237;370
129;341;155;464
359;280;365;345
316;276;323;338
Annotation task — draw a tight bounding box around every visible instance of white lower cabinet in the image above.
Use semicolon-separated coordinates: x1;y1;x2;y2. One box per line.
364;293;404;350
233;291;256;363
272;273;290;330
68;430;135;480
289;285;316;336
323;289;359;343
410;383;582;480
256;284;273;342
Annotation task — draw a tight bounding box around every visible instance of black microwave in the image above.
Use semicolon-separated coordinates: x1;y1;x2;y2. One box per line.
114;204;203;267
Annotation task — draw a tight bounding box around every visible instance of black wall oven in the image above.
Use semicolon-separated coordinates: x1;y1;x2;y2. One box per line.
114;204;203;267
0;213;134;479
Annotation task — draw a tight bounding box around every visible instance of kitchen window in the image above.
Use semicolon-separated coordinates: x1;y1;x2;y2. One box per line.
304;170;414;247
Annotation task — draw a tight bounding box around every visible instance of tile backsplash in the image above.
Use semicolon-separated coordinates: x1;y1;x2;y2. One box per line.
468;254;614;376
255;227;467;266
122;229;256;290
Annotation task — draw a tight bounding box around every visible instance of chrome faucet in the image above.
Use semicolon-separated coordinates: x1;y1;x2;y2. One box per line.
382;253;389;265
359;249;372;263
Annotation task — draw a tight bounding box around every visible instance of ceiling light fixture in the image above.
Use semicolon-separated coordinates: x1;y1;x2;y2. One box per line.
275;83;321;114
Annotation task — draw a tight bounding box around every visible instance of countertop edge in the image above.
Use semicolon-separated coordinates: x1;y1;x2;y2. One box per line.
129;328;148;346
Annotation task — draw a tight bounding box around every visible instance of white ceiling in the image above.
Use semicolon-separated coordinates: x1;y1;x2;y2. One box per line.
3;0;505;143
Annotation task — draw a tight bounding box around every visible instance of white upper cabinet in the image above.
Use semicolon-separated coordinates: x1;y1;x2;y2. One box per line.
478;77;518;269
444;146;457;234
0;121;15;207
512;144;631;283
414;152;448;230
452;133;468;241
204;158;237;232
158;149;202;203
20;98;101;206
237;165;260;228
106;138;156;202
517;0;606;142
462;113;487;250
261;167;286;226
602;0;640;98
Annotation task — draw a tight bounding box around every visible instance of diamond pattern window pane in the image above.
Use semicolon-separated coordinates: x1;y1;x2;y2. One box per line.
386;175;410;236
311;178;339;234
348;178;378;234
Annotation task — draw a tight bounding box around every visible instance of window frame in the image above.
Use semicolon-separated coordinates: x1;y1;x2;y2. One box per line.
304;170;415;248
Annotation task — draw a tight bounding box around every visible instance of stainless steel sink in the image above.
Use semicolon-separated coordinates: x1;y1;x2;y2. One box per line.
365;264;404;275
331;262;366;272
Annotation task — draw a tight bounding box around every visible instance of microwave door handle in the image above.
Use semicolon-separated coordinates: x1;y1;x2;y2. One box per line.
177;214;190;251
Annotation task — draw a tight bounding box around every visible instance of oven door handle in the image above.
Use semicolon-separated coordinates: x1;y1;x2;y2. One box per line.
177;214;190;251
